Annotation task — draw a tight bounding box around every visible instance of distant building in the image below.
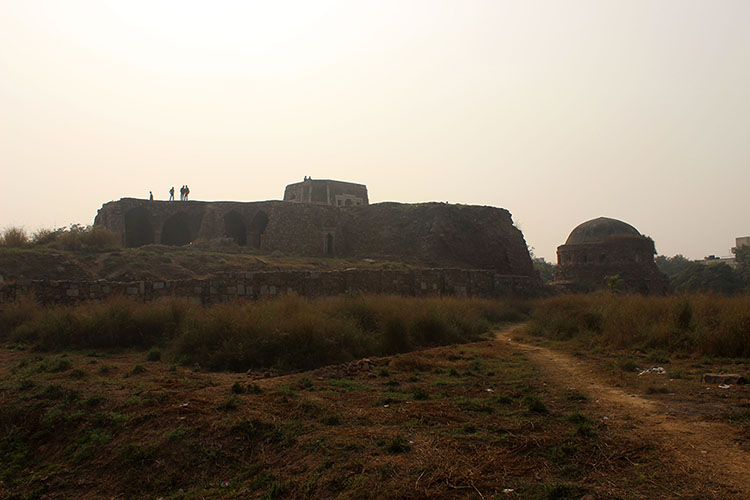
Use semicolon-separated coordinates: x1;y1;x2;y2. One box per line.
698;254;737;268
696;236;749;268
554;217;669;294
731;236;750;255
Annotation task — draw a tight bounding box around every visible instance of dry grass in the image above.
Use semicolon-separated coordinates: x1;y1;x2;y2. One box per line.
0;337;711;500
0;294;529;373
0;227;29;248
527;293;750;357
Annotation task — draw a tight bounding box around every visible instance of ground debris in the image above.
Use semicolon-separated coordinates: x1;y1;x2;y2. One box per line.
638;366;666;376
702;373;746;385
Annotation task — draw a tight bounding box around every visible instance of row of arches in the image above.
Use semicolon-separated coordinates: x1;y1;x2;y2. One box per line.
124;208;269;248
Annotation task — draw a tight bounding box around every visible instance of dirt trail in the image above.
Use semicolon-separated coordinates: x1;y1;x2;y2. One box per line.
497;325;750;497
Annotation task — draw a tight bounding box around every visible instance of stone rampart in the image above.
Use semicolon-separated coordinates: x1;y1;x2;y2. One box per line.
94;199;536;275
1;269;541;305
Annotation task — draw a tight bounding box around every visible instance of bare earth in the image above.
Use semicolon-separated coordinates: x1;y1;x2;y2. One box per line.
501;326;750;498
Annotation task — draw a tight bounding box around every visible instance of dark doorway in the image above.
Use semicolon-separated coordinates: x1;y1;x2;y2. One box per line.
223;211;247;246
248;211;269;249
124;207;153;247
326;233;334;256
161;212;192;246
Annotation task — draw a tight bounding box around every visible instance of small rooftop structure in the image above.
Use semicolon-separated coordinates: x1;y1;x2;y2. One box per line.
283;178;368;207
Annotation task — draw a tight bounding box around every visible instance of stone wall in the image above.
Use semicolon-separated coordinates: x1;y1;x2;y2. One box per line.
94;199;536;275
0;269;541;305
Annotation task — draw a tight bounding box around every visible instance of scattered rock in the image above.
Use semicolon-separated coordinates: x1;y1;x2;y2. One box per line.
638;366;666;376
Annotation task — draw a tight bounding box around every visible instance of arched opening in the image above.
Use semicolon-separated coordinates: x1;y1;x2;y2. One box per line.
248;211;269;249
326;233;334;256
124;207;153;247
161;212;192;246
223;211;247;246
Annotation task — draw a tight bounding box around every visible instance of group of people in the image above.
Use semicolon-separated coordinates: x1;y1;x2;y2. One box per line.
168;185;190;201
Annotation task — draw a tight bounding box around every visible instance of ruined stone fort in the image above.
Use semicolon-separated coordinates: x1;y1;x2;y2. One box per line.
93;178;535;275
1;180;670;304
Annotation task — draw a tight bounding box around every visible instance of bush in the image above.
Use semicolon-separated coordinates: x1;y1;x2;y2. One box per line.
0;227;29;247
145;348;162;362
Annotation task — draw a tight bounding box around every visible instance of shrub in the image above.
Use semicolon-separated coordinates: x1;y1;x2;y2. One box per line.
523;395;549;413
31;228;61;245
0;227;29;247
383;435;411;454
145;348;162;362
49;224;119;250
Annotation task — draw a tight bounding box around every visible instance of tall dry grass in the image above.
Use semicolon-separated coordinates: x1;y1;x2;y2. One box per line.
0;227;29;247
0;294;529;372
528;294;750;357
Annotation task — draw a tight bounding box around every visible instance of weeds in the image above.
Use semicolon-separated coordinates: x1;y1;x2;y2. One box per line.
524;395;549;414
217;396;239;411
1;294;526;373
383;435;411;454
146;348;162;362
529;294;750;358
0;226;29;247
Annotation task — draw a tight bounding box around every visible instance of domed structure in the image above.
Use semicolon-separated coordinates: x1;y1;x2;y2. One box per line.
554;217;669;294
565;217;640;245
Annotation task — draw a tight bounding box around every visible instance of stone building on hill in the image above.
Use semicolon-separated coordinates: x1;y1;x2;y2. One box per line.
554;217;669;294
93;181;536;277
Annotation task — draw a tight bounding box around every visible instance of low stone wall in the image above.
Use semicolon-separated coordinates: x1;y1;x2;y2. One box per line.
0;269;540;305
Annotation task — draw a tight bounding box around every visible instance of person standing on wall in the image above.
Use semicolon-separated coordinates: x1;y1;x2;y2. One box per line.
149;191;153;201
184;185;190;201
169;186;175;201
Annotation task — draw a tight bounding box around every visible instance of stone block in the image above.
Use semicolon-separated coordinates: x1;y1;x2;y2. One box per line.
66;288;79;297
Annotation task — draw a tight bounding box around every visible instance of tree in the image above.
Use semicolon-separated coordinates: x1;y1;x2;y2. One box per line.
672;262;743;295
533;257;555;283
655;254;692;280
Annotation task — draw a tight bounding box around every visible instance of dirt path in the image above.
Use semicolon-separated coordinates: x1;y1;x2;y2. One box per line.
497;325;750;498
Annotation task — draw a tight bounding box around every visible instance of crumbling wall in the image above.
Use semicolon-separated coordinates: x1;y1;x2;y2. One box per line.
94;199;536;275
1;269;541;305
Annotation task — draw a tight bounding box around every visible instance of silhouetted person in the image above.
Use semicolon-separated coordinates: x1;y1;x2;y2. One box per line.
169;186;175;201
180;185;185;201
149;191;153;201
184;185;190;201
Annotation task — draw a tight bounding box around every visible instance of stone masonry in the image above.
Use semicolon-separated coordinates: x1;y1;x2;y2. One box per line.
1;269;541;305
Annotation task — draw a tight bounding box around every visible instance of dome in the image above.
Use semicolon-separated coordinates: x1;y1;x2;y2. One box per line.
564;217;641;245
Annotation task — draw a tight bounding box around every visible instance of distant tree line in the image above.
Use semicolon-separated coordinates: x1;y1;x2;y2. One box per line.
655;247;750;295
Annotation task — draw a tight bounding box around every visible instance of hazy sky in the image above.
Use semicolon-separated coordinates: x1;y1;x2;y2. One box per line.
2;0;749;261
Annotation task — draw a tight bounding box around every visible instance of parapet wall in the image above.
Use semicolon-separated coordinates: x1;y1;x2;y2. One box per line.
0;269;541;305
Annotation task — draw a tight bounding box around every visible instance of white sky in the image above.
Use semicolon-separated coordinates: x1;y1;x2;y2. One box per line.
1;0;749;261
